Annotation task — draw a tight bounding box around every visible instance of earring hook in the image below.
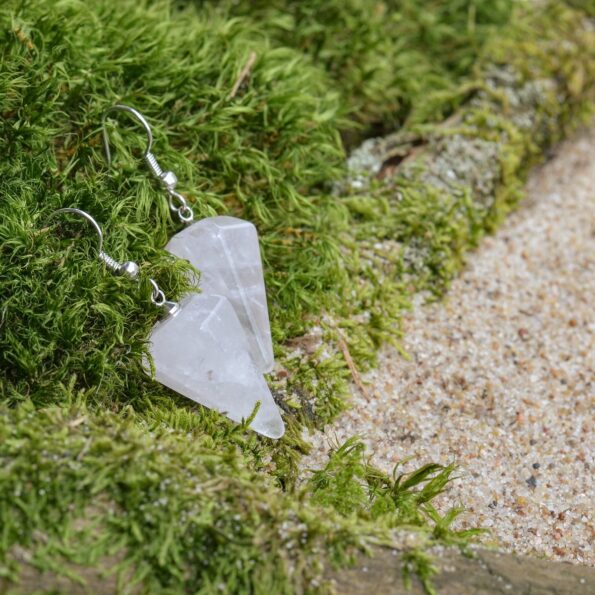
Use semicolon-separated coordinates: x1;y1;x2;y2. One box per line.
52;207;139;279
102;104;154;166
101;104;194;224
51;207;179;315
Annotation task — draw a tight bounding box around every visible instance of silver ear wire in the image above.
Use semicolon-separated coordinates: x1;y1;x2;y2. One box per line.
53;208;140;279
51;207;179;315
102;105;154;167
101;104;194;224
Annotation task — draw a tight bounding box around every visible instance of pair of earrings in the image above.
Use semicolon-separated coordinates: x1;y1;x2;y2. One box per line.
54;105;284;439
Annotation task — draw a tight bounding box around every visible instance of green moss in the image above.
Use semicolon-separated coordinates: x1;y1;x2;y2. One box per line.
0;0;593;591
188;0;516;139
402;549;439;595
0;402;364;592
307;437;480;542
0;406;481;592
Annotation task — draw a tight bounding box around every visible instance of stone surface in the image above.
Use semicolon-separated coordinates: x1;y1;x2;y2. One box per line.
147;294;284;439
326;546;595;594
6;544;593;594
165;216;274;372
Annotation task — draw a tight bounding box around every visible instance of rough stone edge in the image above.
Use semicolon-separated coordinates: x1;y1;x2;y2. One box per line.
326;546;595;595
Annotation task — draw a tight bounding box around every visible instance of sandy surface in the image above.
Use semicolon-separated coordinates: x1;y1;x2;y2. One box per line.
303;126;595;565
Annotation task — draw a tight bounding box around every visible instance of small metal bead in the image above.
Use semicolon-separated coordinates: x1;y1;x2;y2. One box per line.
119;261;140;279
160;170;178;190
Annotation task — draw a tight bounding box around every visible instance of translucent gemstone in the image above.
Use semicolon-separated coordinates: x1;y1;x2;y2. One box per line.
165;216;274;373
146;294;284;439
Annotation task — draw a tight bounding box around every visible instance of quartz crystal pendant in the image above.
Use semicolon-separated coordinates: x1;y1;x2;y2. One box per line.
165;216;274;372
146;293;284;439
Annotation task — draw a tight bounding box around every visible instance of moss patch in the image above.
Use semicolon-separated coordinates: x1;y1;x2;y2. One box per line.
0;404;476;592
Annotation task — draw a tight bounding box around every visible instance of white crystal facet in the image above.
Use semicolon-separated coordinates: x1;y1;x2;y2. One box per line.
147;294;284;439
165;216;274;372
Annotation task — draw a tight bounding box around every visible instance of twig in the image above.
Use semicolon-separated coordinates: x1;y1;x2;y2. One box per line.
68;416;87;429
76;437;92;461
229;51;257;99
13;27;35;51
379;111;463;178
336;328;371;401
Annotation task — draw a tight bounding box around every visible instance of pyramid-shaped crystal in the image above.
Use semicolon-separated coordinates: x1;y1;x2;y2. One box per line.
146;293;284;439
165;216;274;372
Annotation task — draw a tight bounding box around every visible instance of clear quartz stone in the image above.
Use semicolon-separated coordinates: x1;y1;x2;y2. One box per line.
165;216;274;372
146;293;284;439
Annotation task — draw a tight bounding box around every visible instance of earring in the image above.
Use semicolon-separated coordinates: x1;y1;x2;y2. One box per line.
51;207;285;439
101;105;275;374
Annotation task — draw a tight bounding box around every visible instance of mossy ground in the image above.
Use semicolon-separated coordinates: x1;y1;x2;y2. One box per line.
0;0;593;592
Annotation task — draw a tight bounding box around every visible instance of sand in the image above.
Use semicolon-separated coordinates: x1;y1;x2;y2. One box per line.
303;126;595;565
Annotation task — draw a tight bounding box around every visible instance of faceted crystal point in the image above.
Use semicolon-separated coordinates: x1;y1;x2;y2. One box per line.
165;216;274;373
147;294;284;439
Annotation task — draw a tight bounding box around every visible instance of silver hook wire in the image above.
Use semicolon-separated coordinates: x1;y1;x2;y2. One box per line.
52;207;139;279
102;104;153;166
101;104;194;224
51;208;179;315
54;207;105;253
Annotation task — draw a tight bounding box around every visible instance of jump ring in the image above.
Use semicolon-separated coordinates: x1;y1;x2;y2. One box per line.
149;279;166;307
168;190;187;211
177;205;194;223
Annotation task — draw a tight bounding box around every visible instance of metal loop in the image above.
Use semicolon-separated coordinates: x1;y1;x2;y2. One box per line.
149;279;166;306
177;205;194;223
168;190;194;222
167;190;187;211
